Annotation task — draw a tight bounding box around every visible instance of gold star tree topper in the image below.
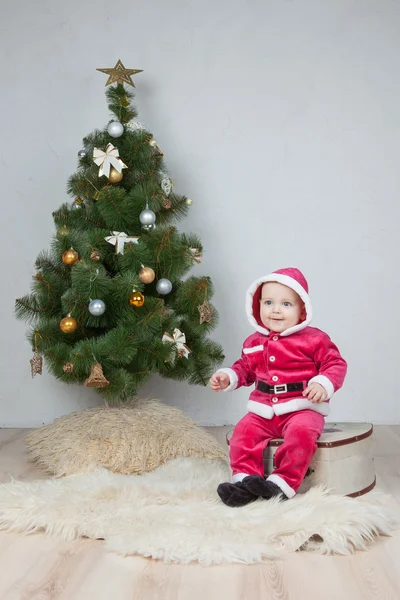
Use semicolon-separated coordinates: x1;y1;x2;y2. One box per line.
97;60;143;87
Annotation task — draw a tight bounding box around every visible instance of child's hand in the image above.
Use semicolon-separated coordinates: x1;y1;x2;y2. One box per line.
303;382;327;403
209;372;230;391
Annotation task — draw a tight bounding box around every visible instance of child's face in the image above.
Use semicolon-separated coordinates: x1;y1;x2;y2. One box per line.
260;282;305;333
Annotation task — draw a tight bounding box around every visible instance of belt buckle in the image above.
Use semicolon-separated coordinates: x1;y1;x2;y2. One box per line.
274;384;287;394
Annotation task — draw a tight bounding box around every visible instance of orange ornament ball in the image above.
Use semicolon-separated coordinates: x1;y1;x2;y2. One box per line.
139;267;155;284
62;249;79;265
60;316;78;334
129;291;145;307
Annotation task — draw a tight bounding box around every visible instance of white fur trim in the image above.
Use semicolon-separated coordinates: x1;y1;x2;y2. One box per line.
245;273;312;337
247;400;275;419
266;474;296;498
308;375;335;399
245;275;272;336
243;345;264;354
215;368;238;392
272;397;330;417
231;472;251;483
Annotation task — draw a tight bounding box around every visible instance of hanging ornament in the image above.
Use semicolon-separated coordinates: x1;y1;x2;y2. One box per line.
60;315;78;334
90;250;100;261
139;266;155;284
96;59;143;88
162;328;191;360
126;119;144;131
78;149;87;159
161;175;173;196
108;166;124;183
141;223;155;232
30;351;43;378
149;139;163;155
93;143;127;179
88;299;106;316
119;95;130;107
190;248;203;264
129;290;145;307
156;278;172;295
57;225;69;237
162;198;171;209
198;300;214;324
107;121;124;138
105;231;140;255
139;208;156;226
72;198;84;210
63;362;74;373
62;248;79;265
84;363;109;388
93;190;101;200
185;198;193;206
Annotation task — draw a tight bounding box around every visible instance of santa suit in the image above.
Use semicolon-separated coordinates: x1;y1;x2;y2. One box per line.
217;267;347;499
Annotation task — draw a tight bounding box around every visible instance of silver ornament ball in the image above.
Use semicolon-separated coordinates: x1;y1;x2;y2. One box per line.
185;198;193;206
88;299;106;316
78;149;87;158
107;121;124;138
156;278;173;295
72;200;83;210
139;209;156;225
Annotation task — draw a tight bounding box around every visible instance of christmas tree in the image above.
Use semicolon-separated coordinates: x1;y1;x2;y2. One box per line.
15;60;224;402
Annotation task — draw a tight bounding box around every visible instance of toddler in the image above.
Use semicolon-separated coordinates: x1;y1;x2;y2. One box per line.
209;267;347;507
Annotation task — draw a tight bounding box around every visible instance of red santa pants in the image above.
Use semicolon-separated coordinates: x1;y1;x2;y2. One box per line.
229;409;325;498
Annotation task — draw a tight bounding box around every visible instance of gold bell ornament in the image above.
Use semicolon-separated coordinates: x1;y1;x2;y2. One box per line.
84;362;109;388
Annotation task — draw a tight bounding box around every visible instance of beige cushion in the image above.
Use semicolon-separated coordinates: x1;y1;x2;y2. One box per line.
26;399;227;477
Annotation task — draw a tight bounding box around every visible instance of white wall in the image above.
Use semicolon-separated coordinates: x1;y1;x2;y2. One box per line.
1;0;399;427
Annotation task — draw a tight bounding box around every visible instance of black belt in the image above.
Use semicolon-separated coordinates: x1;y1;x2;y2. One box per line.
256;380;304;394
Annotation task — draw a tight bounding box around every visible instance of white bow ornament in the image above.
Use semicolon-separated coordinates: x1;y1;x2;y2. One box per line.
162;328;191;360
104;231;140;255
93;143;127;178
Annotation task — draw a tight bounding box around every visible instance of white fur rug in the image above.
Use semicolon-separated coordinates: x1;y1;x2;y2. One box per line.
0;457;396;565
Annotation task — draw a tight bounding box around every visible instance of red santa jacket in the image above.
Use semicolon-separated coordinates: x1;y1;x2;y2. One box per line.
217;267;347;419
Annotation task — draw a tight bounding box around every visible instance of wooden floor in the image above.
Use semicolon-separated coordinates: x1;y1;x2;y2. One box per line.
0;426;399;600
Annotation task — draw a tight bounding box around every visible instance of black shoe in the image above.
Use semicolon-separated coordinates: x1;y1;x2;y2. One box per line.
217;481;258;507
242;475;288;501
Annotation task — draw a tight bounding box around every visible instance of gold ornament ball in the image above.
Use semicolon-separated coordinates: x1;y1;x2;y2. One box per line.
109;167;123;183
60;316;78;334
62;249;79;265
57;226;69;237
139;267;155;284
185;198;193;206
129;291;145;307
